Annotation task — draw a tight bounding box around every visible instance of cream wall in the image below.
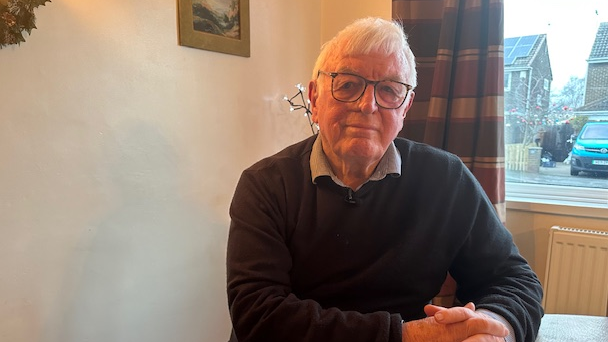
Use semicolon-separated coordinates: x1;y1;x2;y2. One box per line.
320;0;392;43
0;1;320;341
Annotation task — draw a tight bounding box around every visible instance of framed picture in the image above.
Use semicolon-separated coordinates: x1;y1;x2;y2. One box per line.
178;0;250;57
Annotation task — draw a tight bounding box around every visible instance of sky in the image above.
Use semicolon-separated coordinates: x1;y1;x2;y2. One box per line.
201;0;233;15
505;0;608;91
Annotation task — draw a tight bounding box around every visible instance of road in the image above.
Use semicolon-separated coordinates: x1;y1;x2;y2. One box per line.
506;162;608;189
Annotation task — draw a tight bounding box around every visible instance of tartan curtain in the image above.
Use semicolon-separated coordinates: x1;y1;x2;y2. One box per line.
393;0;506;222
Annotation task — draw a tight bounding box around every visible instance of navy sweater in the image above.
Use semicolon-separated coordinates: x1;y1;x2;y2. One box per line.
227;136;543;342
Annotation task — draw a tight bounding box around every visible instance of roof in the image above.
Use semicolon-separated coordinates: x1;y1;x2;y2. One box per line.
577;96;608;112
504;34;546;67
589;22;608;60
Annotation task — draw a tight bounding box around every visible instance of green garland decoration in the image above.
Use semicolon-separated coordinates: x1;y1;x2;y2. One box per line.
1;0;51;48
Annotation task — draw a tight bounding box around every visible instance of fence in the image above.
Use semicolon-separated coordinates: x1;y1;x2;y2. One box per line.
506;143;528;171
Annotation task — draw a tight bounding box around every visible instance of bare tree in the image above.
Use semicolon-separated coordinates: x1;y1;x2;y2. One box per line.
549;76;585;117
505;72;550;146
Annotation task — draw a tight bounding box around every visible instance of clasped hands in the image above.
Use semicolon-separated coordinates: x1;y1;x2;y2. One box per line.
402;302;509;342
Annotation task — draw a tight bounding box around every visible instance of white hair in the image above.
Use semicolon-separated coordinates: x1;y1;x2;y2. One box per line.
312;17;417;88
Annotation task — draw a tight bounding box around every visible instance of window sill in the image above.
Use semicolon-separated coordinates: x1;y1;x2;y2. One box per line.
506;182;608;217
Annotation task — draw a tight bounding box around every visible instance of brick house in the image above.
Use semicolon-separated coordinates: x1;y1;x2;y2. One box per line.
504;34;553;144
575;22;608;121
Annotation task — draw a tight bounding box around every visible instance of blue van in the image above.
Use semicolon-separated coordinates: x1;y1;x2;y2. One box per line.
570;122;608;176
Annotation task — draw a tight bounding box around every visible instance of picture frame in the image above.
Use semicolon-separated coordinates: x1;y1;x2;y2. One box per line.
178;0;250;57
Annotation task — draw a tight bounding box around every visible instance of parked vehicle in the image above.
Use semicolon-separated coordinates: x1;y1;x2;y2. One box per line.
570;122;608;176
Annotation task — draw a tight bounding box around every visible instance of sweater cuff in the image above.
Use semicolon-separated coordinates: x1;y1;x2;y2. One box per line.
476;309;516;342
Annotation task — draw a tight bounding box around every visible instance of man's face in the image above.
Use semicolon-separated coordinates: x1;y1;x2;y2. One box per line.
309;52;415;167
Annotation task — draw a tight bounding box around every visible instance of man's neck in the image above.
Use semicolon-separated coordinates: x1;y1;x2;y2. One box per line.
325;153;381;190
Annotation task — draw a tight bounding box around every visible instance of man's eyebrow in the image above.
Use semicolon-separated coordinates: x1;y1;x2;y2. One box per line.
334;67;402;82
331;67;357;75
335;68;405;83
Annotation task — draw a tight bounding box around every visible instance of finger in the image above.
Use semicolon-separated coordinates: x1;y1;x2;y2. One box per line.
463;316;510;338
426;302;475;321
433;305;476;324
430;303;508;339
433;307;509;337
424;304;445;317
469;312;510;338
437;319;509;341
403;316;508;342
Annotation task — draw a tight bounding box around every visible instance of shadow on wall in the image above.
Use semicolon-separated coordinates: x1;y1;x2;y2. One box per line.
50;121;228;342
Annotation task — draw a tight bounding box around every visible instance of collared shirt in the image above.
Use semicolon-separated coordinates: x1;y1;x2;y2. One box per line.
310;134;402;190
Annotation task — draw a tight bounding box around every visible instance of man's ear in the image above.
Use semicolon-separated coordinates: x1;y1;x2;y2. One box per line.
308;80;319;123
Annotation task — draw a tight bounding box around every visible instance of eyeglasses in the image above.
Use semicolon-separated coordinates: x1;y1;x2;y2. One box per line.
317;71;413;109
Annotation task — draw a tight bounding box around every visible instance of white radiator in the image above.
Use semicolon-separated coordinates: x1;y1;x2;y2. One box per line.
542;226;608;316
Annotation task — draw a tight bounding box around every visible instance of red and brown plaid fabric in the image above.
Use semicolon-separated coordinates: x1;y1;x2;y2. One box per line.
393;0;506;222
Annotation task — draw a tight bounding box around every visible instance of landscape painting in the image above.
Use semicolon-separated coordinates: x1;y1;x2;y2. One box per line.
178;0;250;57
192;0;241;39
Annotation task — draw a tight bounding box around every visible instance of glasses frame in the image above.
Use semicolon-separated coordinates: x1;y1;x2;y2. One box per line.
317;70;413;109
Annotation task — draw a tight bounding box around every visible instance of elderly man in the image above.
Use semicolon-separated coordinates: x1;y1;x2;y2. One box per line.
227;17;543;342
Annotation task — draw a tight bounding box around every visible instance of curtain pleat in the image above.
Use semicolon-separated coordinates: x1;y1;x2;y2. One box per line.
393;0;506;222
393;0;505;302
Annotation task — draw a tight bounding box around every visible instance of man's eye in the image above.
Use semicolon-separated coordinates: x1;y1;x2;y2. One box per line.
378;83;405;98
379;85;397;95
337;81;356;90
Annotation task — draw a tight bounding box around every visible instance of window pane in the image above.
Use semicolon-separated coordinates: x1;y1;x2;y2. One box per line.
504;0;608;199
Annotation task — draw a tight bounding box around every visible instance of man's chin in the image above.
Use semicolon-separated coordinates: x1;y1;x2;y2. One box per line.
340;140;386;161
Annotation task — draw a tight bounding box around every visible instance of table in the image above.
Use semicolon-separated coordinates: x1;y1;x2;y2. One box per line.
536;314;608;341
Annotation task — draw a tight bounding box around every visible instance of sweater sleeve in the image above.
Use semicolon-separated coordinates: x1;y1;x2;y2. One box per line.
226;168;403;342
445;163;544;342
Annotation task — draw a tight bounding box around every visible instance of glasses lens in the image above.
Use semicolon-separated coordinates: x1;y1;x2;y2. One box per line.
331;74;366;102
375;81;408;109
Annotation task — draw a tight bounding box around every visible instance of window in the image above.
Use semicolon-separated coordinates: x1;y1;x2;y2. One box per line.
504;1;608;208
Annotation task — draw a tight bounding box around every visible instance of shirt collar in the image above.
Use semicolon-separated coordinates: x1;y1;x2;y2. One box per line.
310;134;402;187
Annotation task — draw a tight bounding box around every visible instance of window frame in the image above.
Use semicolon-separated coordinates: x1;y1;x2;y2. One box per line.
506;182;608;209
519;70;527;79
504;72;512;92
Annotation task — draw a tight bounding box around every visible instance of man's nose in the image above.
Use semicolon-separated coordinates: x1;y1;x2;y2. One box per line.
358;83;378;114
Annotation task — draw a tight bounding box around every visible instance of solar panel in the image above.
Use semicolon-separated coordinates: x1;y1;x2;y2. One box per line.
512;45;533;57
504;35;539;65
519;35;538;45
504;37;519;47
